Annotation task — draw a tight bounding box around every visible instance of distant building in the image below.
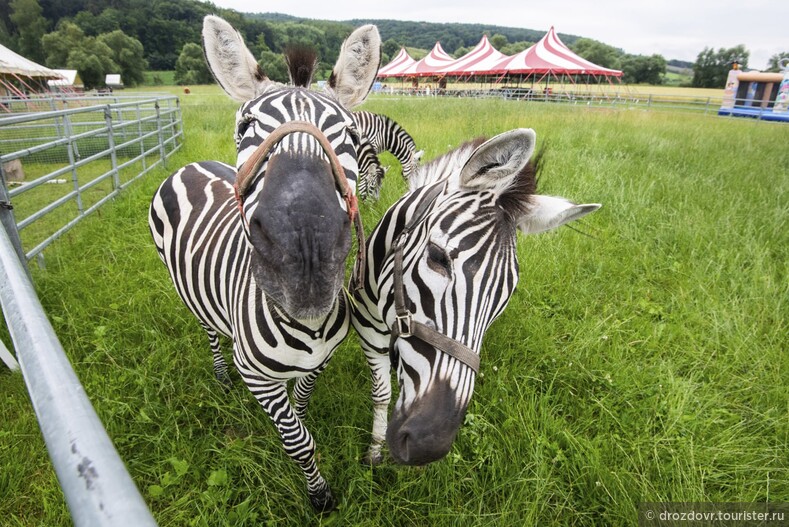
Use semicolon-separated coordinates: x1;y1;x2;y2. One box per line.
48;69;84;93
105;74;124;90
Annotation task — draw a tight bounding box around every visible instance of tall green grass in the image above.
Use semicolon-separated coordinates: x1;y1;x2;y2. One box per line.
1;92;787;526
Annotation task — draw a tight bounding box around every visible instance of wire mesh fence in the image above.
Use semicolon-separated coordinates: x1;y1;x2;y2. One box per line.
380;86;727;114
0;94;182;262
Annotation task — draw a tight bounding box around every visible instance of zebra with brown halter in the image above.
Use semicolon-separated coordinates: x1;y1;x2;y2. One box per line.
149;15;380;511
350;129;600;465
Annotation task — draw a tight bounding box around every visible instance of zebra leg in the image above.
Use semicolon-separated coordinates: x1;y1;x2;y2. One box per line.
362;345;392;465
292;363;329;421
248;378;335;512
201;323;231;388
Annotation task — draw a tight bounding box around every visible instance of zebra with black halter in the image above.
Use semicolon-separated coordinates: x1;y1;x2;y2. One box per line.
354;110;423;201
149;15;380;511
350;129;600;465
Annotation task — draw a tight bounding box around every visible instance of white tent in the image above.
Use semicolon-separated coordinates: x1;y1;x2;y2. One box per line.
1;43;63;98
105;74;123;89
0;43;63;78
48;69;83;89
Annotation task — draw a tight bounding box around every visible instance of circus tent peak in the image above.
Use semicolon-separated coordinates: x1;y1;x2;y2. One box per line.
375;27;622;79
438;35;510;76
377;47;417;78
402;42;455;77
493;26;622;76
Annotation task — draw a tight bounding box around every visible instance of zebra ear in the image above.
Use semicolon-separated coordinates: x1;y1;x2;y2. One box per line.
518;196;601;234
202;15;270;102
459;129;536;193
327;25;381;108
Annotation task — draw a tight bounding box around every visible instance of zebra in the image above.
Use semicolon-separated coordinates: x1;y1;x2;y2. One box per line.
148;15;380;511
356;137;388;202
349;129;600;465
354;110;423;201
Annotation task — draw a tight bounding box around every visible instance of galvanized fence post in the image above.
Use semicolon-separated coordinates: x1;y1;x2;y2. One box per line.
104;105;121;190
155;101;167;168
0;168;30;279
63;114;85;219
0;226;158;526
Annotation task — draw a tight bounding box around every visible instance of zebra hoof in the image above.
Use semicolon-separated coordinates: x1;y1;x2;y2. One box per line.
362;448;384;466
309;486;336;513
215;371;233;391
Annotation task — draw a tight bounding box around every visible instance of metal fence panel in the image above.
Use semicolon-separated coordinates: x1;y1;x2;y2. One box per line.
0;94;178;524
0;94;182;262
0;225;157;526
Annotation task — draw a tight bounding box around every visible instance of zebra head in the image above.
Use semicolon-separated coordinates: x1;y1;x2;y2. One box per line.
381;129;600;465
202;15;380;319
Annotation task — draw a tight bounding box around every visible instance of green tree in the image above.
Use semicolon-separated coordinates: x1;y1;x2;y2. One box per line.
67;38;117;89
174;42;213;85
73;8;121;36
692;45;749;88
766;53;789;73
9;0;48;63
42;21;118;89
0;17;13;48
382;38;401;62
258;49;288;83
501;41;532;55
453;46;471;58
621;54;666;84
41;21;86;67
490;33;508;50
98;30;147;87
571;38;622;70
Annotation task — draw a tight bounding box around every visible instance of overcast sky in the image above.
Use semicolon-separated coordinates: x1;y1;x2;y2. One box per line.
209;0;786;70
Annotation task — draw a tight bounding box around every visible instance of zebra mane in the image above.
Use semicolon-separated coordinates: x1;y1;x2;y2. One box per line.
408;137;486;191
284;45;318;88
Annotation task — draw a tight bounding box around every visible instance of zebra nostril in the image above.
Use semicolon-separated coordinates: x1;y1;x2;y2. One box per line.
396;429;411;462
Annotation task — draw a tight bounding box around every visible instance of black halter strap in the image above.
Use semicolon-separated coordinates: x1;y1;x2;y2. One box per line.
388;184;481;375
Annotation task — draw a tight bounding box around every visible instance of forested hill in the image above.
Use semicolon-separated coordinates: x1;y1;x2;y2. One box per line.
250;14;580;52
1;0;584;71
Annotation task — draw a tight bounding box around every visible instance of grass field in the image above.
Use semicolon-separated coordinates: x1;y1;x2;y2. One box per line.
1;88;787;526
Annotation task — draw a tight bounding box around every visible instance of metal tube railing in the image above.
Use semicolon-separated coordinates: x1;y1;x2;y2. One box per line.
0;225;157;526
0;95;183;261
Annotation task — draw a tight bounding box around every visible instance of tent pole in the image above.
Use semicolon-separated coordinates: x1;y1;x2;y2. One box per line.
11;73;38;96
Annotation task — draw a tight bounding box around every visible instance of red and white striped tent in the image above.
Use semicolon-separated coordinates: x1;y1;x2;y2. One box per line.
494;26;622;79
437;35;509;76
377;47;417;78
402;42;455;77
376;27;622;82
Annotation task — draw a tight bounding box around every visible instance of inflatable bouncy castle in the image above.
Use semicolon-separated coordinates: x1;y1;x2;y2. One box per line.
719;59;789;122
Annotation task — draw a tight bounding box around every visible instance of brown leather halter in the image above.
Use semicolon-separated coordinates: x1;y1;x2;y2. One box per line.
388;184;481;375
233;120;366;287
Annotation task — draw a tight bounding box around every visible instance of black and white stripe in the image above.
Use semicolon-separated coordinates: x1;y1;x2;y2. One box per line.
149;15;381;512
149;157;349;505
349;130;600;465
354;111;422;200
356;137;387;202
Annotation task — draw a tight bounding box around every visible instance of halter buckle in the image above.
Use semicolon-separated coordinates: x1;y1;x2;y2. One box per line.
395;312;413;338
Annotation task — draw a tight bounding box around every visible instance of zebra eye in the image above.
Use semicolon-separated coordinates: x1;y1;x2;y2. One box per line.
426;242;451;275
